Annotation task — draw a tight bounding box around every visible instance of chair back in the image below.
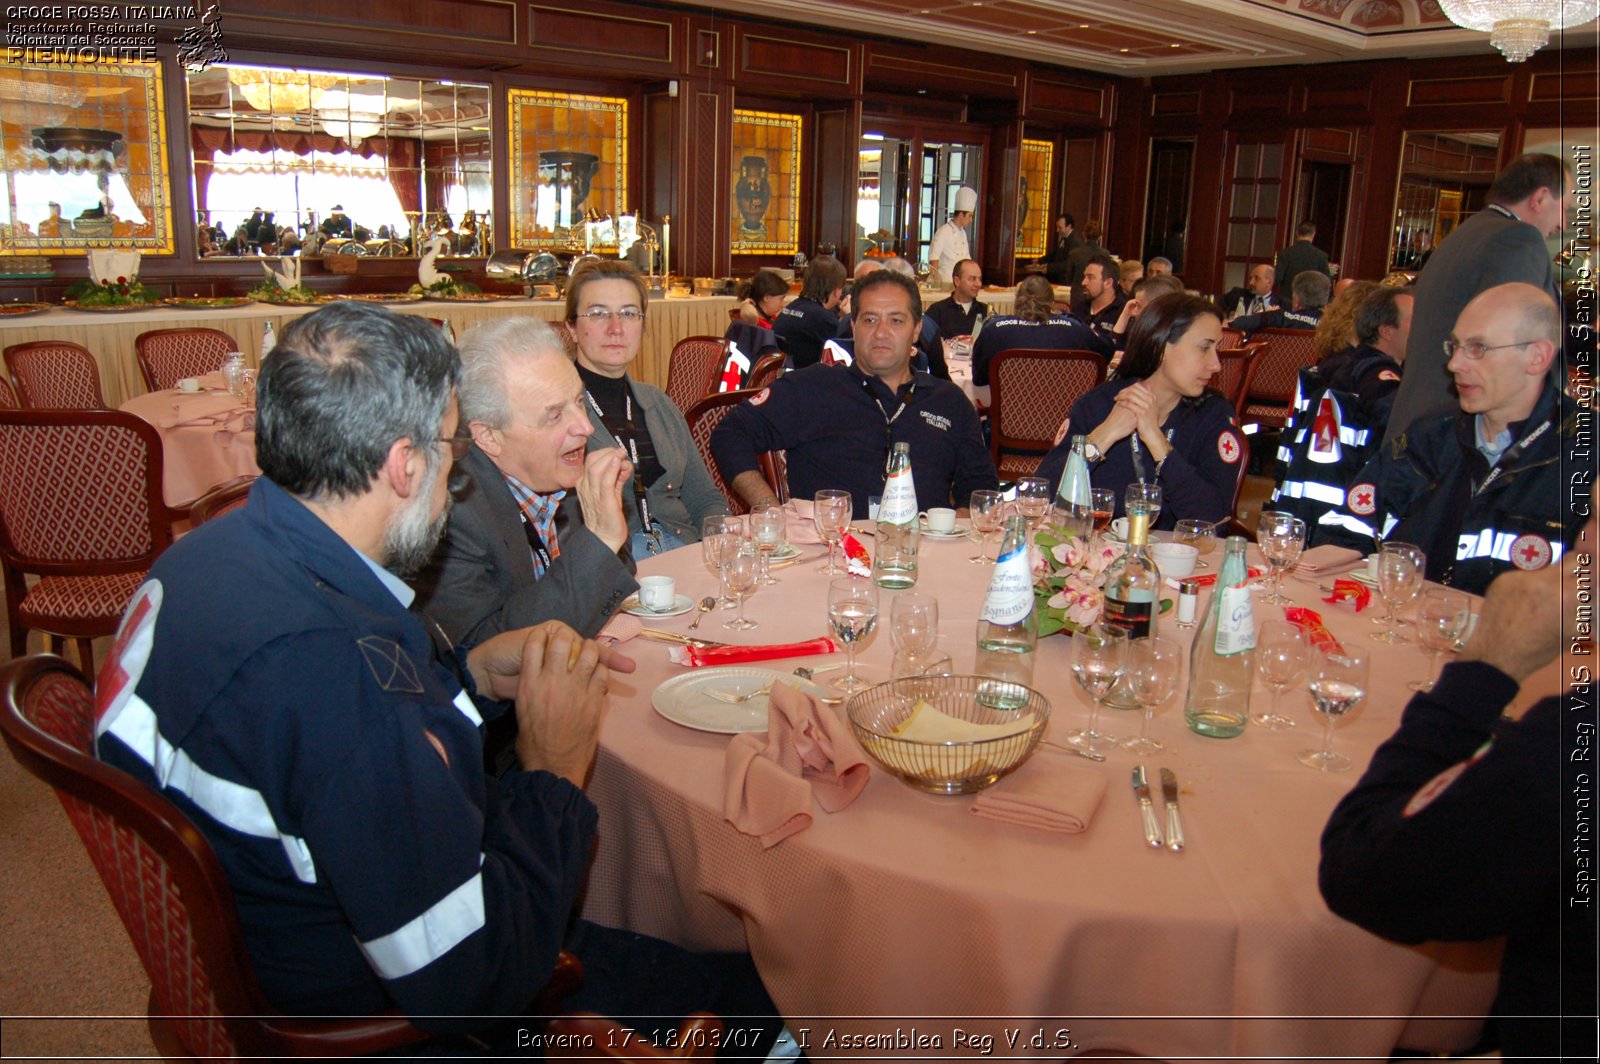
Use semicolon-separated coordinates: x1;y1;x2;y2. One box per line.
1238;328;1319;430
664;337;727;413
134;328;239;392
0;373;17;409
1210;341;1265;412
190;475;256;525
746;351;786;392
988;349;1107;480
0;654;427;1060
683;388;796;516
1218;326;1248;352
4;340;106;409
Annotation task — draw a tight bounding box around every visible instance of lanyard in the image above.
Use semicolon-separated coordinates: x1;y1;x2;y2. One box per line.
1472;417;1551;497
865;377;915;469
516;505;554;573
585;385;656;536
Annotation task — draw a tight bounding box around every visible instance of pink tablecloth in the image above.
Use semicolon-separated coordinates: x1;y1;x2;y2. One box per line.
120;385;259;506
579;534;1499;1062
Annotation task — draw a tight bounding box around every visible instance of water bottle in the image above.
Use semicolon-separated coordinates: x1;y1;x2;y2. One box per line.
1056;434;1092;510
222;348;246;397
440;318;456;344
974;514;1037;709
874;441;919;589
260;320;276;358
1183;535;1256;738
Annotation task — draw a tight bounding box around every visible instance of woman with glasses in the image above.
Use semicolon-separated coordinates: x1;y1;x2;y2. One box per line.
1035;292;1240;530
566;260;727;557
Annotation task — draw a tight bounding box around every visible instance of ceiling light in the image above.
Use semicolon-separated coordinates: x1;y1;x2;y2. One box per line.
1439;0;1599;62
228;67;340;112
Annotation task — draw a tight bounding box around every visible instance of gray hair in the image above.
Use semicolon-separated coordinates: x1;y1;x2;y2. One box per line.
1292;270;1332;310
456;317;569;429
883;256;915;278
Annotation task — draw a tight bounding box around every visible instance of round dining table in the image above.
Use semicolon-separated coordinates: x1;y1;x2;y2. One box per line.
119;378;259;507
577;522;1500;1062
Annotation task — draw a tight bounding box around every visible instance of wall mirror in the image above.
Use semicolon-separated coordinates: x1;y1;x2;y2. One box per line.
1389;131;1500;271
1;59;176;255
185;63;492;259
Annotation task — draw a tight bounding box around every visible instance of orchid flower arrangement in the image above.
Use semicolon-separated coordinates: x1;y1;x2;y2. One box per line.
1031;528;1127;637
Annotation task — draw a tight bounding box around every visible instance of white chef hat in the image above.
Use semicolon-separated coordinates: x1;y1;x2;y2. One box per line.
954;186;978;213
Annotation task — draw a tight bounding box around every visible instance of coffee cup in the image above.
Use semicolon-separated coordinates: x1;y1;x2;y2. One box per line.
176;377;201;393
922;507;957;533
638;575;676;611
1110;516;1130;541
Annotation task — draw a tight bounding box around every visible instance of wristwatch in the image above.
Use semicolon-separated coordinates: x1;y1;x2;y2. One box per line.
1083;440;1104;465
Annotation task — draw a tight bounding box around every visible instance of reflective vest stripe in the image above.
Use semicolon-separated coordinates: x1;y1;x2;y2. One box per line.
359;870;488;980
1320;511;1377;538
1456;530;1567;564
1277;479;1348;506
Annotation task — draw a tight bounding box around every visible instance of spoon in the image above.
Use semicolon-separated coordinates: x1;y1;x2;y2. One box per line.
688;596;717;630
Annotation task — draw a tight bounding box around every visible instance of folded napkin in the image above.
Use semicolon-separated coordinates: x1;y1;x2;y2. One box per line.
725;682;872;847
1293;544;1363;575
669;637;839;668
596;613;641;645
970;755;1107;833
783;499;823;545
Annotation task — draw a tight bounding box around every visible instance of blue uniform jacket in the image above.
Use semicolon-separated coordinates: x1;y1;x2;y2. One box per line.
971;313;1113;386
1035;378;1242;530
773;296;840;371
96;479;596;1031
710;361;997;518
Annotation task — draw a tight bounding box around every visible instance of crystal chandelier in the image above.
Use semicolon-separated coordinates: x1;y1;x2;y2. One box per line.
1439;0;1600;62
227;67;340;112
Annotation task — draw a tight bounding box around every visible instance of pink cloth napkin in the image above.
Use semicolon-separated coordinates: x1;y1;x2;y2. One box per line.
725;682;872;847
669;637;838;667
969;756;1107;833
596;613;641;644
783;500;823;545
1293;544;1363;575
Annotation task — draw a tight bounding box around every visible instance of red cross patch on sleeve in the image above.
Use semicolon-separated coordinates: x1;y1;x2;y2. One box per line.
749;387;771;406
1511;533;1552;570
1347;482;1377;516
1217;430;1241;464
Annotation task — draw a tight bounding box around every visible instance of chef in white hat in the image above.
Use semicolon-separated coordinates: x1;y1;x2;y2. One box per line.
929;185;978;286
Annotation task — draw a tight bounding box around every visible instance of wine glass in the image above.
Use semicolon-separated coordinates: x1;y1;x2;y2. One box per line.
1125;482;1162;528
700;519;735;606
1121;636;1181;754
1175;519;1217;569
890;592;950;679
1014;477;1052;532
1371;542;1425;644
814;489;852;575
1298;645;1369;772
1066;623;1127;754
1252;620;1308;730
827;576;879;693
1410;587;1470;691
1256;511;1306;605
1089;489;1116;538
751;505;785;585
721;540;760;630
969;489;1005;563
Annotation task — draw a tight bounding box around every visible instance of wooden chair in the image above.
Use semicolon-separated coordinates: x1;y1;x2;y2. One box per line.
988;349;1107;480
664;337;727;413
0;410;179;673
746;351;786;392
0;373;17;410
1210;341;1266;413
1218;326;1249;352
684;389;787;515
135;327;239;392
3;340;106;409
1237;328;1319;432
189;475;257;525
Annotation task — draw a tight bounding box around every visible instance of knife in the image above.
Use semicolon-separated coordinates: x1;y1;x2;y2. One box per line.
1160;768;1185;853
638;628;728;649
1131;766;1163;849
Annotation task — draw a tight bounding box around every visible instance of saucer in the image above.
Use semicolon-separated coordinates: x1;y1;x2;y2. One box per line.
919;520;970;540
622;593;695;617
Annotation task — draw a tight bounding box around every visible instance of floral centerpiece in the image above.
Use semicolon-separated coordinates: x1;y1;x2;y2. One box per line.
64;275;160;307
1031;527;1127;637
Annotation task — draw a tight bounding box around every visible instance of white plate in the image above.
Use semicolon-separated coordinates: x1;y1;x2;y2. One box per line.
919;521;971;540
651;667;825;734
621;593;695;617
766;543;801;561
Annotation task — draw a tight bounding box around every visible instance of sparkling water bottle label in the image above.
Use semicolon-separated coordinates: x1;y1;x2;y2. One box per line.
879;466;917;524
1214;583;1256;655
981;544;1033;624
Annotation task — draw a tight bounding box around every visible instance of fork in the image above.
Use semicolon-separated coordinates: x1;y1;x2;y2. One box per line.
705;682;774;704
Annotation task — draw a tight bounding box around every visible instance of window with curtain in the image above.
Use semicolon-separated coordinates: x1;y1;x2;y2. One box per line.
204;146;408;239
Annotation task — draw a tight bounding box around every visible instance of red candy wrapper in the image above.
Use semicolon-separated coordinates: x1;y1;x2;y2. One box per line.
840;531;872;577
1321;578;1372;612
670;637;840;668
1182;566;1263;588
1284;607;1346;656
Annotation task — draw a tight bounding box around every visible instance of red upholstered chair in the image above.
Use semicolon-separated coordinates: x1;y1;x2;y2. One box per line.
988;349;1108;481
684;388;791;516
135;327;239;392
1238;328;1319;432
0;653;599;1060
1218;326;1248;352
189;475;257;525
746;351;786;392
1210;341;1266;413
0;373;17;409
3;340;106;409
0;410;178;672
664;337;727;414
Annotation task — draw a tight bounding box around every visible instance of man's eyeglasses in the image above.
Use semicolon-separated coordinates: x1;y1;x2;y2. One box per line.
577;307;646;324
436;434;472;461
1443;339;1537;361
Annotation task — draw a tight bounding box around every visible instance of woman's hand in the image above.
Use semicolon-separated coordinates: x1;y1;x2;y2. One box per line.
1088;384;1144;452
1113;381;1172;462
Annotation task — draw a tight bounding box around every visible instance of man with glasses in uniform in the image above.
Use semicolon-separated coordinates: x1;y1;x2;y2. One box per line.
1314;282;1580;595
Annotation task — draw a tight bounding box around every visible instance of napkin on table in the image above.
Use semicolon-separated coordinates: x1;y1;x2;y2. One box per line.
1292;544;1363;576
669;637;838;668
725;682;872;848
782;499;823;545
596;613;641;645
970;756;1107;834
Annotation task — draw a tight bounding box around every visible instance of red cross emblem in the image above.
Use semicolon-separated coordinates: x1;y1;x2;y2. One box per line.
1510;533;1551;571
95;583;160;723
748;386;771;406
1217;430;1241;464
1347;482;1376;516
719;360;745;393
